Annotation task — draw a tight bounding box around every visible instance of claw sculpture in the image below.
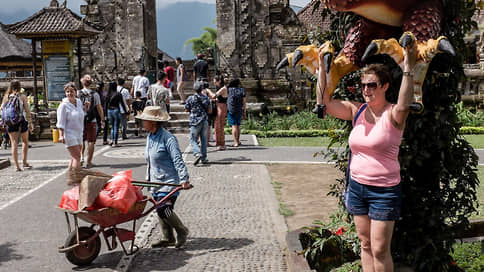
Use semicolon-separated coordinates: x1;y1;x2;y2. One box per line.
276;0;456;113
362;32;455;112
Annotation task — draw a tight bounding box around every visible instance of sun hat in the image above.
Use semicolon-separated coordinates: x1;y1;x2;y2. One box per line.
135;106;171;122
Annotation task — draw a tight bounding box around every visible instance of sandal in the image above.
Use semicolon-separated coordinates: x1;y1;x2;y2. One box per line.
16;167;22;172
23;163;32;169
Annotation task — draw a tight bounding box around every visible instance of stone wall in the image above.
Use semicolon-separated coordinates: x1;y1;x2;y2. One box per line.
80;0;158;83
216;0;313;110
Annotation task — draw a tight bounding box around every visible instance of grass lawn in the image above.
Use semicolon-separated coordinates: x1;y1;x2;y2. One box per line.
258;134;484;148
258;137;342;147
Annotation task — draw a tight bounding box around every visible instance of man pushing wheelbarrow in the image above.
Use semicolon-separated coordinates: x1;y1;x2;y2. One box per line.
137;105;192;248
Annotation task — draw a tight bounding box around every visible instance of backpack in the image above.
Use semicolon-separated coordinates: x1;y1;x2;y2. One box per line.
1;94;24;126
78;90;98;123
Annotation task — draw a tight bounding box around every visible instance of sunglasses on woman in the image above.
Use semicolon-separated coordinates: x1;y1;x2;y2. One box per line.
360;82;379;90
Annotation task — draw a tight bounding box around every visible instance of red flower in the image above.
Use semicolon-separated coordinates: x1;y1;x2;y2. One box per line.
347;86;357;94
450;261;457;266
335;227;345;236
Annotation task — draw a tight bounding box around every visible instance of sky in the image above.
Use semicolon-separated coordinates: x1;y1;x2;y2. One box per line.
1;0;312;13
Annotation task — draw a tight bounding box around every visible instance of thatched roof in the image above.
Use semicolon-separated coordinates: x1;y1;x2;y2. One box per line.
1;0;101;39
0;26;41;60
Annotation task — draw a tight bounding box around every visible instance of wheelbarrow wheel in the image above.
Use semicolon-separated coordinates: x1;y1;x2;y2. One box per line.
65;227;101;266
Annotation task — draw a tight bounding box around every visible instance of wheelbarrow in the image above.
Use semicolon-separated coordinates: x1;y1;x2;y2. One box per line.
57;183;187;266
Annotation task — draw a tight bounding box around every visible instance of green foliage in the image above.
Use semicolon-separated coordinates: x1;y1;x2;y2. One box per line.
242;111;345;131
184;27;217;56
299;209;360;272
451;241;484;271
456;102;484;126
301;1;481;271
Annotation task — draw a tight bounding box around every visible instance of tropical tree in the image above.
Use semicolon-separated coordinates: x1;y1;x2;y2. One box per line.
184;26;217;57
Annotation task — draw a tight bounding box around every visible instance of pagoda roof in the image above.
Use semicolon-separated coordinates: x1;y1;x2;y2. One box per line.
1;1;101;39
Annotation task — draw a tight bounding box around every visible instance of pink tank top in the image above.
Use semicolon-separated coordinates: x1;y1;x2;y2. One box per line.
348;104;403;187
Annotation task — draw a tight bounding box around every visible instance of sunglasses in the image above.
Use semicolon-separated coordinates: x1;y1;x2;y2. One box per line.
64;83;76;89
360;82;379;90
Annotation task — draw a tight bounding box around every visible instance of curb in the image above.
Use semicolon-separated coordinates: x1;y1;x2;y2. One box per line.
0;158;10;170
286;229;314;272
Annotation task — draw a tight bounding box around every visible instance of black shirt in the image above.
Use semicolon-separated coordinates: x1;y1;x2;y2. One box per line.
193;59;208;79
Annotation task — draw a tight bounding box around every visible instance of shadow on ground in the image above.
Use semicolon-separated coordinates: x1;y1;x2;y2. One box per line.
131;237;253;271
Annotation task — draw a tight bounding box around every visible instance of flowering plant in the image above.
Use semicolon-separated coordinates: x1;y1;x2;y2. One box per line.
299;208;360;272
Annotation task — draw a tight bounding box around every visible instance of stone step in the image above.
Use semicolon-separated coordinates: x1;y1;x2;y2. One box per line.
169;111;189;120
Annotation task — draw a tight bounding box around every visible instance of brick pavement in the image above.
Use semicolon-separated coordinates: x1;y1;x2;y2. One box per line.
128;163;288;272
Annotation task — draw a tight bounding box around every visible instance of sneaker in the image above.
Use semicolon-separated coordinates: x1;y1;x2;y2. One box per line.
201;159;209;164
193;154;202;166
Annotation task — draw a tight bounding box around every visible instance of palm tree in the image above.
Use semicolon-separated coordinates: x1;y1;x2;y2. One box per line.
184;27;217;56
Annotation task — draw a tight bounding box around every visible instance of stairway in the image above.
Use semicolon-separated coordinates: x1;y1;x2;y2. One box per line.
127;80;199;135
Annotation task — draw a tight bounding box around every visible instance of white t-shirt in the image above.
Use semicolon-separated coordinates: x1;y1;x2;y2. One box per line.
56;98;84;146
117;85;130;114
132;75;150;98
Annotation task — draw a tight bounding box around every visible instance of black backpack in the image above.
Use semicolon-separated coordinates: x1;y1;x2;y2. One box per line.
78;90;98;123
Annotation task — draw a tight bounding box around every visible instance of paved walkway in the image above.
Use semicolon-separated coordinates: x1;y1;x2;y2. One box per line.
1;134;483;272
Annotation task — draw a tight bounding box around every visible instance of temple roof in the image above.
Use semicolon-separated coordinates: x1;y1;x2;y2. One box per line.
0;26;42;59
1;0;101;39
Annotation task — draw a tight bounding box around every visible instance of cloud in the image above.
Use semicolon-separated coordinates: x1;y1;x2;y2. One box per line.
157;0;215;9
0;0;83;14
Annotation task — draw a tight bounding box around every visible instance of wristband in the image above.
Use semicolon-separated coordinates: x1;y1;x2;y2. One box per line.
403;71;414;77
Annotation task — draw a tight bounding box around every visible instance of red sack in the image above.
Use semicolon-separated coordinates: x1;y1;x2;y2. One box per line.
113;170;144;201
95;170;139;213
58;186;79;211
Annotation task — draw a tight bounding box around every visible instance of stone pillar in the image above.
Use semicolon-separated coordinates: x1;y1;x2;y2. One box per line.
80;0;157;83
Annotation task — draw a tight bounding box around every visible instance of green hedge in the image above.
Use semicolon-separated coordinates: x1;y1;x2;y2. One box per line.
225;127;484;137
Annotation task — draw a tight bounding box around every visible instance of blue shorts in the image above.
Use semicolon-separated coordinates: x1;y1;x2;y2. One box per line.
228;112;242;126
345;176;402;221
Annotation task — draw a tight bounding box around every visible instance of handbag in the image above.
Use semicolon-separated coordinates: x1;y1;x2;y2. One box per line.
343;103;367;207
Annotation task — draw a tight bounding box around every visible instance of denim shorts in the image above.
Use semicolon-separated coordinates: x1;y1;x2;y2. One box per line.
228;112;242;126
345;176;402;221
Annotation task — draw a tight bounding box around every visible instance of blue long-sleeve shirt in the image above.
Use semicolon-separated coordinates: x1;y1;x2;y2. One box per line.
145;127;189;196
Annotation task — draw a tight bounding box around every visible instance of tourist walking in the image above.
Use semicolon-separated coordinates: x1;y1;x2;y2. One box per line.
106;82;127;147
164;60;175;99
132;91;146;137
193;53;209;84
185;82;211;165
148;71;171;113
117;78;131;140
175;57;187;104
56;82;86;171
131;69;150;103
0;80;34;171
95;81;105;136
78;74;105;168
317;40;417;271
136;106;192;248
212;75;228;150
227;78;246;147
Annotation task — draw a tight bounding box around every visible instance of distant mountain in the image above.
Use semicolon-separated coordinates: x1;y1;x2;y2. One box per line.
157;2;216;61
0;2;304;61
0;2;216;62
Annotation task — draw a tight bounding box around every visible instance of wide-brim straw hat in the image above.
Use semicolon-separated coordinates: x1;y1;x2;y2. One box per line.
135;106;171;122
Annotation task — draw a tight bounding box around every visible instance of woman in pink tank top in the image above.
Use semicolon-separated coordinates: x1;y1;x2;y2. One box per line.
316;40;417;271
